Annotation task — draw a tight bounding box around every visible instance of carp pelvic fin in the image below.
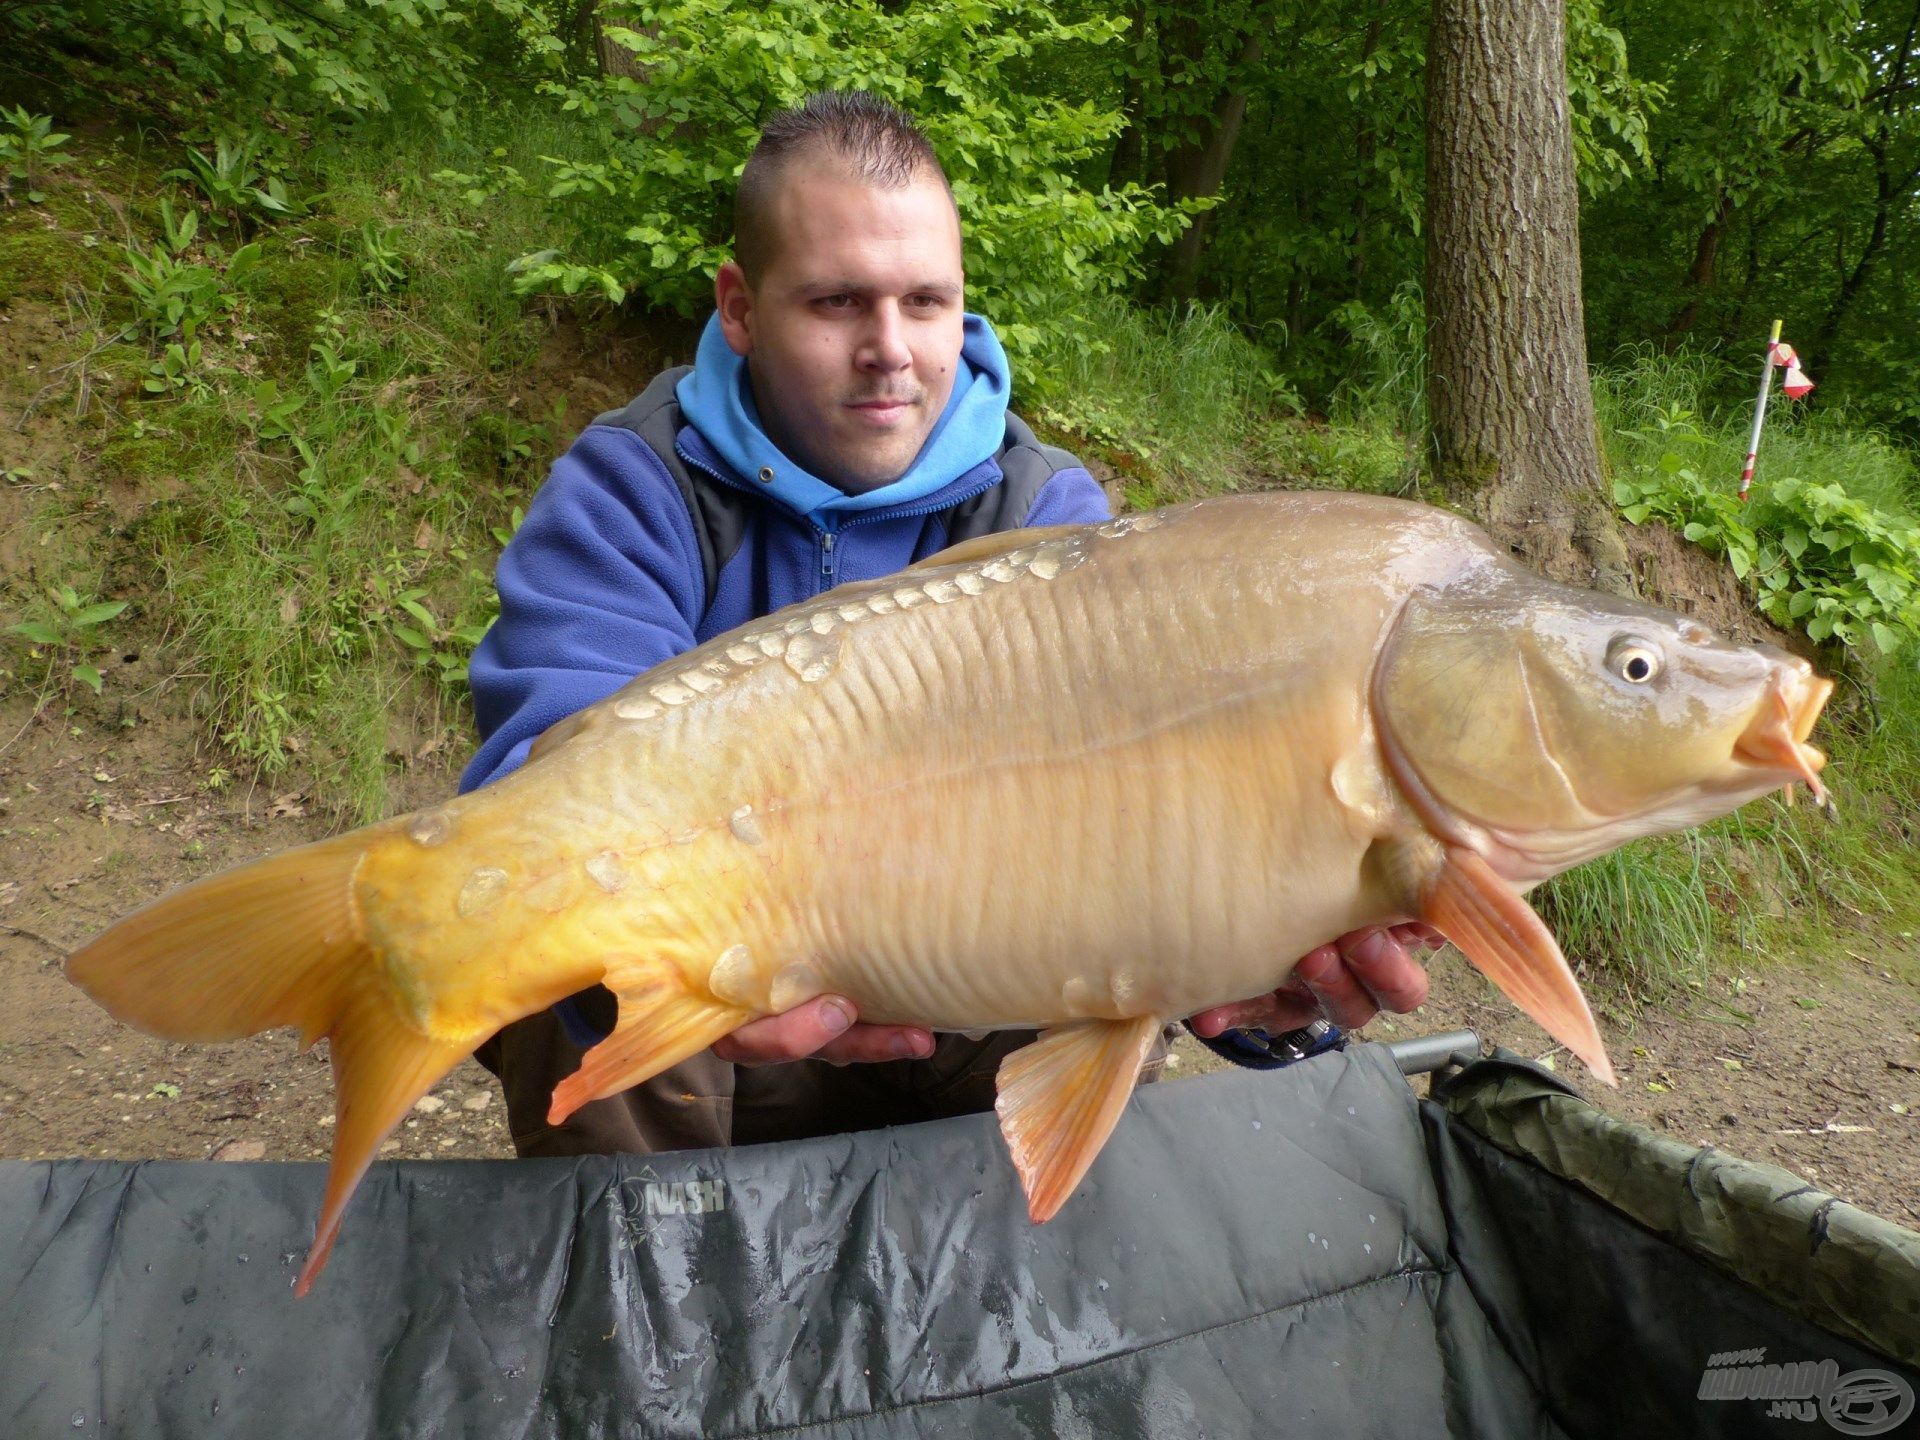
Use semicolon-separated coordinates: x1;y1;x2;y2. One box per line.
547;959;749;1124
63;821;473;1297
1423;846;1618;1087
994;1016;1163;1224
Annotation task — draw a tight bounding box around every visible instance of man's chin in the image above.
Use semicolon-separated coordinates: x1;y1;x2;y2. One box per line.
822;440;930;495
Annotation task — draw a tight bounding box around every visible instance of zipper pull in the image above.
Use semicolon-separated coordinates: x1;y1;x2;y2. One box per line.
820;529;836;584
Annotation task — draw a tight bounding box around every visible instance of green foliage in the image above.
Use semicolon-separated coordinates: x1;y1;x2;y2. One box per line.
7;583;129;694
164;137;301;228
357;221;409;293
119;200;262;341
512;0;1194;362
0;106;70;202
7;0;560;134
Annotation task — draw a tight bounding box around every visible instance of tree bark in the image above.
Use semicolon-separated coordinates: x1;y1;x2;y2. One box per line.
1425;0;1626;592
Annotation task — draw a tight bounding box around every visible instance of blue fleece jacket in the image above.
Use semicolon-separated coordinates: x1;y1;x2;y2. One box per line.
460;312;1109;795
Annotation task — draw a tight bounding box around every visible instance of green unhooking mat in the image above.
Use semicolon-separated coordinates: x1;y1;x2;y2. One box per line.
2;1045;1914;1437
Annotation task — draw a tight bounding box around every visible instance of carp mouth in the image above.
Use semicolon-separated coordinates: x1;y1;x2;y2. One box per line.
1733;669;1833;812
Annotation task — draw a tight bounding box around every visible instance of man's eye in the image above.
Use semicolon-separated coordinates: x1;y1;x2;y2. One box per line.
817;294;855;310
907;294;945;311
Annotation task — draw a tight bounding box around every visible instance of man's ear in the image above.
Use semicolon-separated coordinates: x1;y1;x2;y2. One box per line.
715;261;753;356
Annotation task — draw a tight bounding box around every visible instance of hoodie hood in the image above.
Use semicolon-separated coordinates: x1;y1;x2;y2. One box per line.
675;311;1012;525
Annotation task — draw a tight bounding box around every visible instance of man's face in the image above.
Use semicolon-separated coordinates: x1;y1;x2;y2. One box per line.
717;158;966;493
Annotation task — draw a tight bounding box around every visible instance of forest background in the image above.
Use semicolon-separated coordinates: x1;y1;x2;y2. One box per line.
2;0;1918;1016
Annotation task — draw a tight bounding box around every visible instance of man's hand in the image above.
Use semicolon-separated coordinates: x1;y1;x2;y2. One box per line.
1186;923;1442;1039
711;922;1442;1066
711;996;936;1067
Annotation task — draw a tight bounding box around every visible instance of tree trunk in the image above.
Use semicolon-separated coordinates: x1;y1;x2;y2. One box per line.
1161;26;1265;302
1350;7;1385;293
1108;1;1150;188
1661;190;1734;345
1425;0;1626;592
1807;0;1920;376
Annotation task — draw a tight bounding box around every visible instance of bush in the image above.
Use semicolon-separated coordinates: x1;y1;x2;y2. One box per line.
508;0;1195;366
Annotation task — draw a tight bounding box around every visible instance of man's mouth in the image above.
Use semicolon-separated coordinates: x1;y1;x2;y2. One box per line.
847;395;919;423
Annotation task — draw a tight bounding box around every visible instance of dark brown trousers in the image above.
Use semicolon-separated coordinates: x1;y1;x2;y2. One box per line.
476;991;1171;1158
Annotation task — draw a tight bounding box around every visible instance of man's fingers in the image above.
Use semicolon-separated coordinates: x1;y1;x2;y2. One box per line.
711;997;935;1067
814;1022;938;1066
1294;942;1384;1030
1187;980;1321;1038
1336;927;1431;1014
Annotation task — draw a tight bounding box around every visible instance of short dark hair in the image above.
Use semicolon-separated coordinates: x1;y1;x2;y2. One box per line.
734;90;953;284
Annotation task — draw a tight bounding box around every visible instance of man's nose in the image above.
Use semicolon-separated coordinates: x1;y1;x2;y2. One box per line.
857;303;912;373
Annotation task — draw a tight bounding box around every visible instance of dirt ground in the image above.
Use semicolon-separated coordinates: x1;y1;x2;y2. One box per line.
3;649;1916;1229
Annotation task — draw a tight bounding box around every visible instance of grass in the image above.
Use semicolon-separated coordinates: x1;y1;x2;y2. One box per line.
3;106;605;820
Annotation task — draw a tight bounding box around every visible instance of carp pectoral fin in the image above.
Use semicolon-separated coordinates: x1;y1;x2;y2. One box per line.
1423;846;1618;1087
547;960;749;1124
994;1016;1163;1224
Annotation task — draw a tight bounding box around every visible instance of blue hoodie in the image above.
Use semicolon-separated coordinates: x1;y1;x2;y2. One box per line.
460;312;1108;795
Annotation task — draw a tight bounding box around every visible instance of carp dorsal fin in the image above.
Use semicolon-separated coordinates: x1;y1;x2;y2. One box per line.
526;707;600;767
994;1015;1164;1223
1422;845;1617;1087
911;524;1086;572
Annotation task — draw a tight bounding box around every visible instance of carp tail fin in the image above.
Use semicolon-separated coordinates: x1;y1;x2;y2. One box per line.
65;821;471;1296
994;1016;1163;1223
547;956;750;1124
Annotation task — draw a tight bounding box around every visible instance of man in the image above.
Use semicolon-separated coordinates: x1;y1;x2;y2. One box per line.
465;90;1433;1158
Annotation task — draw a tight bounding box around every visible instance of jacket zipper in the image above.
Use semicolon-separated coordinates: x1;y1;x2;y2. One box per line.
675;439;1004;600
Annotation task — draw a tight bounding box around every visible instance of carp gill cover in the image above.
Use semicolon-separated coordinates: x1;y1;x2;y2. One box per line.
66;493;1833;1295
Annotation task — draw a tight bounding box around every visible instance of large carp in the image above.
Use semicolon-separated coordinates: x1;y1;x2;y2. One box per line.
67;493;1831;1295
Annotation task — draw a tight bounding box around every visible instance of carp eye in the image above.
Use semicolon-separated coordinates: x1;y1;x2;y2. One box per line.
1609;638;1662;684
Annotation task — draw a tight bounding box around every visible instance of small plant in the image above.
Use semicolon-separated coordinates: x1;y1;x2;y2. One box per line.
357;220;408;293
0;106;70;203
164;137;299;228
7;583;129;693
144;339;211;396
249;378;308;440
120;199;261;341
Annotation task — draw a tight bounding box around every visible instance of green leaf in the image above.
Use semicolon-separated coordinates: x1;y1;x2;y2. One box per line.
1682;522;1710;543
1871;623;1902;656
9;620;62;644
72;664;103;694
70;600;128;628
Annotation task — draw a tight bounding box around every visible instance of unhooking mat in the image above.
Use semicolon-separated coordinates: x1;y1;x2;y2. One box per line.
2;1044;1915;1438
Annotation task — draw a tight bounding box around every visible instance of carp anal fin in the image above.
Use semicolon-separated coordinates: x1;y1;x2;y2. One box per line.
1423;846;1618;1087
994;1016;1163;1223
547;959;749;1124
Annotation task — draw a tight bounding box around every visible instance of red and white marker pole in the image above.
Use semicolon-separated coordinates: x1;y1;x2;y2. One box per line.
1740;319;1815;503
1740;320;1783;504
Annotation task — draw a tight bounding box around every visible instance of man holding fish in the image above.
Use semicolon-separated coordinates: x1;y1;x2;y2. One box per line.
461;90;1437;1158
68;81;1834;1297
